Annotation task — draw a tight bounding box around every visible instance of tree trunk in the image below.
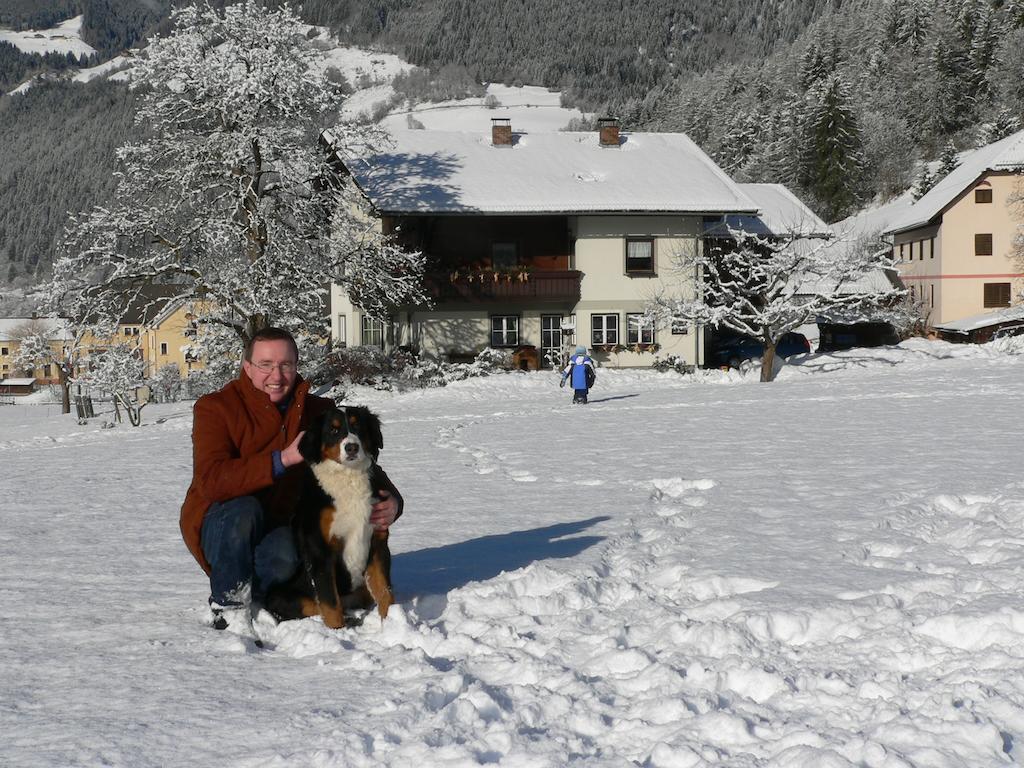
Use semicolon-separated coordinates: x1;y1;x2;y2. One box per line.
59;366;71;414
243;313;269;342
760;343;778;383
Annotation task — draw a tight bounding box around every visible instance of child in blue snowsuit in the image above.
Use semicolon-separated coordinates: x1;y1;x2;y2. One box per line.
560;345;596;404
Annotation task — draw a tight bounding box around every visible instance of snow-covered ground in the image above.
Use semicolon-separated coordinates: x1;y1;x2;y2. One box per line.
379;84;589;134
3;339;1024;766
0;15;96;57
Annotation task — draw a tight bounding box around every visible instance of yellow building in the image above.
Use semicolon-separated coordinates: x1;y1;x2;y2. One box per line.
142;298;203;377
1;287;205;388
0;317;70;384
886;130;1024;326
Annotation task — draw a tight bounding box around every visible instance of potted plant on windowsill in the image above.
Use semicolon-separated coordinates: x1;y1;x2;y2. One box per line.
592;343;626;354
630;342;660;353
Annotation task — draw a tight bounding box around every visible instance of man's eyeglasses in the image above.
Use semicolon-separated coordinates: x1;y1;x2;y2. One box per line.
252;361;297;374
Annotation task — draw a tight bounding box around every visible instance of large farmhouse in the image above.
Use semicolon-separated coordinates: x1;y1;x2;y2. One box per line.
332;120;779;369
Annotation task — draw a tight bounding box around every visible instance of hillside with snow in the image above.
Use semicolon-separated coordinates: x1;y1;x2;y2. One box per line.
3;339;1024;765
0;15;96;58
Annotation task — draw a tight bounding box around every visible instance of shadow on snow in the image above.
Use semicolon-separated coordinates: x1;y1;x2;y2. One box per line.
394;516;610;604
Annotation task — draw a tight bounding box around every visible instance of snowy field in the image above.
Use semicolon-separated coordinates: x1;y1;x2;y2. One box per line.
379;84;589;134
3;339;1024;767
0;15;96;57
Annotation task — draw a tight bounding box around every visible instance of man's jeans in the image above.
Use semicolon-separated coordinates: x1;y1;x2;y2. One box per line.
200;496;299;607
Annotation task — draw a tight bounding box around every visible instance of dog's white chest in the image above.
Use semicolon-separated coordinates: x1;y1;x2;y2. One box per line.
311;462;373;587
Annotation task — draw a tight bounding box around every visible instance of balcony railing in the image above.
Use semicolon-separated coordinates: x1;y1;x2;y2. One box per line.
423;270;583;304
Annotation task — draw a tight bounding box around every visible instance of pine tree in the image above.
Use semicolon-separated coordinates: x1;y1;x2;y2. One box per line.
911;164;934;200
935;140;960;180
980;108;1021;144
801;75;866;222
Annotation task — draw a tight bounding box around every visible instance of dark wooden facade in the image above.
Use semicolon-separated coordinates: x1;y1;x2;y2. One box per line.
386;214;581;306
387;215;572;272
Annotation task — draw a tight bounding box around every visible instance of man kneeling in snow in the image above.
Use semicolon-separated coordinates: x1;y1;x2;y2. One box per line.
179;327;404;639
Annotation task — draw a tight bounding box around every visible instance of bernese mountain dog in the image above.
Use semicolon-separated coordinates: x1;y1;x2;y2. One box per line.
266;406;394;629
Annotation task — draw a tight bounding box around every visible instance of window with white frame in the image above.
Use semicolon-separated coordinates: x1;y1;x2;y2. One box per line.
490;315;519;347
541;315;563;352
625;238;655;274
626;313;655;345
361;316;385;348
591;313;619;345
336;314;347;348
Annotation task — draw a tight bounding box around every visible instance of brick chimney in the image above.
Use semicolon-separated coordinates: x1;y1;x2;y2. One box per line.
491;117;512;147
598;117;620;147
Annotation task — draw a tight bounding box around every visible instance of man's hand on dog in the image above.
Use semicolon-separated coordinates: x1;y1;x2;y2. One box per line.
371;490;398;531
281;431;306;467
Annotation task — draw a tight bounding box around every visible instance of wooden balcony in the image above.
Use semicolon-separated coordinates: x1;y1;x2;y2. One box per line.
423;270;583;304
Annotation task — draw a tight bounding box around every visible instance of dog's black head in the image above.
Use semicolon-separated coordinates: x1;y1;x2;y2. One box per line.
299;406;383;468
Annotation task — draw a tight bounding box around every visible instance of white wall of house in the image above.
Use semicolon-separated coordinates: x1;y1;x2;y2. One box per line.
572;215;702;367
895;172;1024;324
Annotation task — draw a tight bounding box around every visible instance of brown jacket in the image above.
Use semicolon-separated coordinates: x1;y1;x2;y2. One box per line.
179;372;401;574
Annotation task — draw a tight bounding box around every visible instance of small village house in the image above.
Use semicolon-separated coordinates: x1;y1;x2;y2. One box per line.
0;316;71;385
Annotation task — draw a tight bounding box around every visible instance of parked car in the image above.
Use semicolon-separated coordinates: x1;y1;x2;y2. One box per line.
709;331;812;368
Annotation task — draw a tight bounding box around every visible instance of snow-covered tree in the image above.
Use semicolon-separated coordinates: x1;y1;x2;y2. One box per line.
1009;178;1024;281
77;342;149;425
53;0;427;361
150;362;183;403
79;343;146;399
648;231;905;382
9;316;106;414
979;108;1021;145
935;140;960;180
911;164;935;200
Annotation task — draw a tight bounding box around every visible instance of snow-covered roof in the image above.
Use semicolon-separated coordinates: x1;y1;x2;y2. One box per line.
739;183;829;237
0;378;37;386
932;304;1024;334
800;265;903;299
121;286;185;325
344;129;759;215
886;129;1024;235
703;184;829;238
0;317;72;341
